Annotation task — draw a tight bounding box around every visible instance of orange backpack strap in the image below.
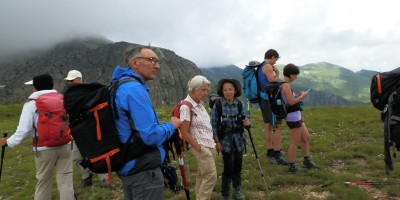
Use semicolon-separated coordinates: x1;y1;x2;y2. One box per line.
89;102;109;141
377;73;382;94
89;148;120;185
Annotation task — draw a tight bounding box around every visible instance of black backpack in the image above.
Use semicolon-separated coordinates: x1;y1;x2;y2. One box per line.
209;96;244;140
264;82;304;120
209;94;221;110
370;67;400;111
381;84;400;175
63;79;156;184
381;87;400;174
370;68;400;174
160;163;179;193
264;82;287;119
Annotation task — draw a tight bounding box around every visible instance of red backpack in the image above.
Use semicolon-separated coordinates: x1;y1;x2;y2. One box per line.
33;92;71;148
171;101;194;124
171;101;194;141
164;101;194;161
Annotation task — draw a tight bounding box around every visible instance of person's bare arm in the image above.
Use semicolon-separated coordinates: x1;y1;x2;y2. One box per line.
180;121;202;153
281;83;307;105
263;64;279;82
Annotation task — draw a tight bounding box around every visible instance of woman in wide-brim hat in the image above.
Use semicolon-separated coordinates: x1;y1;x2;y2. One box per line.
217;78;242;98
211;78;250;200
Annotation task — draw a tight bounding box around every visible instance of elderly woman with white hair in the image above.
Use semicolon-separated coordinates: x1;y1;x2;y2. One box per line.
179;75;217;200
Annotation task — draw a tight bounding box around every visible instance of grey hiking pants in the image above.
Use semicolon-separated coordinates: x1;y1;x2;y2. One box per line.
118;167;164;200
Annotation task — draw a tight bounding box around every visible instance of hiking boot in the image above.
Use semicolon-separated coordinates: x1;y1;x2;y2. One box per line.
272;155;289;165
266;150;274;158
270;157;278;165
232;188;245;200
303;157;319;169
81;173;93;187
288;164;307;173
222;194;232;200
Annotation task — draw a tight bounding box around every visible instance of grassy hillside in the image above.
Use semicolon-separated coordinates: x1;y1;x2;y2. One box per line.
356;69;377;80
202;62;374;105
291;62;371;103
0;104;399;200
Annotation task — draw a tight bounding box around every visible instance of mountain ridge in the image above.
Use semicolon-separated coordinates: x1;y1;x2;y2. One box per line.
0;38;202;106
200;62;374;106
0;38;377;107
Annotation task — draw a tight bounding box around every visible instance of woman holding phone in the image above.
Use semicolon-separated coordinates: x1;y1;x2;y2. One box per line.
281;63;319;173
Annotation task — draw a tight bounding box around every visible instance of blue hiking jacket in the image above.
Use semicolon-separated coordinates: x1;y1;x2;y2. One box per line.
111;66;175;175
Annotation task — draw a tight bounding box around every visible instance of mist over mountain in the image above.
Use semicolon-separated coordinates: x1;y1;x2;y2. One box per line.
0;38;202;106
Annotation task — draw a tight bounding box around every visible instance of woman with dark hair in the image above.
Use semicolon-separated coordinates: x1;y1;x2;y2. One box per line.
281;64;319;172
211;78;250;200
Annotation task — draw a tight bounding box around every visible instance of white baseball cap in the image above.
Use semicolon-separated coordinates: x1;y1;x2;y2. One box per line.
25;80;33;85
65;70;82;81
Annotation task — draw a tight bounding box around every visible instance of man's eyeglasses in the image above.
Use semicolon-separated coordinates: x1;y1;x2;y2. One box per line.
135;57;160;64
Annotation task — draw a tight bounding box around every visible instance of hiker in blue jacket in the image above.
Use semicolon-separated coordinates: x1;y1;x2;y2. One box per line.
211;78;250;200
111;46;181;200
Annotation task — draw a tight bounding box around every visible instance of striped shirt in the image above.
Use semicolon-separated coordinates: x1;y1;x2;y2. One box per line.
180;95;215;148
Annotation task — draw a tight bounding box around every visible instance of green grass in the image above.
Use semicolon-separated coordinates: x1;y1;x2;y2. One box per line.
0;104;399;199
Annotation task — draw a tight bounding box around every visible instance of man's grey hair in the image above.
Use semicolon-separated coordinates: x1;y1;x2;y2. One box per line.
125;46;150;65
187;75;211;93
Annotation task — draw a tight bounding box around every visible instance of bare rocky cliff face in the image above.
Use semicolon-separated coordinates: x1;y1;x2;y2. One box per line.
0;38;202;107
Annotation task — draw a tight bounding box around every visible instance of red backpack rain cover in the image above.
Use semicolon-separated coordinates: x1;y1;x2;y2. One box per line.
33;92;71;147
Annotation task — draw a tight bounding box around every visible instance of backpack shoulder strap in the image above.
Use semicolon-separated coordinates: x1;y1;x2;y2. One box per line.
237;100;243;116
216;99;223;133
180;101;194;124
110;78;137;120
216;99;222;118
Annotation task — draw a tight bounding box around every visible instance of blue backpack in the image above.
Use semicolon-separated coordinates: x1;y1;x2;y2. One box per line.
242;61;263;103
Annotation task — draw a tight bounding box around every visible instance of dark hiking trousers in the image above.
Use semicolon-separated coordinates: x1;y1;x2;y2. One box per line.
221;150;244;196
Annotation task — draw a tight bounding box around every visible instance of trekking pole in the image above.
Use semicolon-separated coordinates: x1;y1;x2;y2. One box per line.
244;126;269;195
184;144;191;184
0;132;8;183
384;117;393;175
345;181;400;186
174;132;190;200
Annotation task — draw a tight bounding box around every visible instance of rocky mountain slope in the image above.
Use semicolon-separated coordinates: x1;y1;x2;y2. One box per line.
0;38;202;106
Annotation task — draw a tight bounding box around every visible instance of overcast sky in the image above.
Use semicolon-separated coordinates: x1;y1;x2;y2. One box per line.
1;0;400;72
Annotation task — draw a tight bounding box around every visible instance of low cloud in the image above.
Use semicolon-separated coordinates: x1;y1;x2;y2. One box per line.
1;0;400;72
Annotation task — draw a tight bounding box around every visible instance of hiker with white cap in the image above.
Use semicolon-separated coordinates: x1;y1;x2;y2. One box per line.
62;70;109;187
64;70;82;83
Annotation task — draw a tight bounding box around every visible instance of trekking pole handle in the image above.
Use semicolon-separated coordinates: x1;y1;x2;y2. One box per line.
1;133;6;144
241;116;251;130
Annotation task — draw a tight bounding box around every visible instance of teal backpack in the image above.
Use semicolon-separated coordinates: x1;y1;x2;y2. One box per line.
242;61;263;103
